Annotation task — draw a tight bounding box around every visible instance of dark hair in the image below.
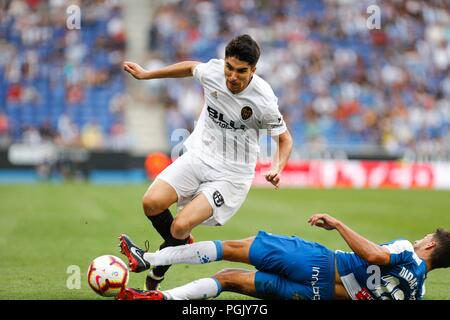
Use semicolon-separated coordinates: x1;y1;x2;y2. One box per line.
430;228;450;269
225;34;261;66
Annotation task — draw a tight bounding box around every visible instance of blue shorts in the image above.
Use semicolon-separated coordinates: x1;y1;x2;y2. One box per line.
249;231;335;300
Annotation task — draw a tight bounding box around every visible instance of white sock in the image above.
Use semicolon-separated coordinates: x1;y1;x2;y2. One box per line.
143;240;222;266
162;278;222;300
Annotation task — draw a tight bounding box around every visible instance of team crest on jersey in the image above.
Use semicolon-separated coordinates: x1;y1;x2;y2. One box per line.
213;191;224;207
241;106;253;121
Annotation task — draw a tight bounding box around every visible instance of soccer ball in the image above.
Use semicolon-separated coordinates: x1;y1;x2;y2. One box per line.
87;255;129;297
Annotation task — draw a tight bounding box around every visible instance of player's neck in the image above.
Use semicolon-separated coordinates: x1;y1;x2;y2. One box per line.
240;76;254;93
425;259;433;272
416;249;433;272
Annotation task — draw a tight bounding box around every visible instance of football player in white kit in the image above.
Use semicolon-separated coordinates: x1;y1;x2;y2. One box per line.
120;35;293;290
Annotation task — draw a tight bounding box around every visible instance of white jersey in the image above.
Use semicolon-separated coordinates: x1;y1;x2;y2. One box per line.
184;59;287;178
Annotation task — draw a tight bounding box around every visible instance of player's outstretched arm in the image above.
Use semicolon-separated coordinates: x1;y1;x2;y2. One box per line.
123;61;201;80
308;213;390;265
265;130;293;189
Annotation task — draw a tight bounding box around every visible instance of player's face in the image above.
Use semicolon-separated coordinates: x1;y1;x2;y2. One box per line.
413;233;434;250
224;57;256;94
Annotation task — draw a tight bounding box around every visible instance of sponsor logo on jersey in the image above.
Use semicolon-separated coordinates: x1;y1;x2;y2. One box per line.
207;105;246;131
212;191;224;207
399;267;419;299
241;106;253;121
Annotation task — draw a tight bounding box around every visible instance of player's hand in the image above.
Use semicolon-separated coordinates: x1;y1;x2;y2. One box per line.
265;171;281;189
123;61;147;80
308;213;340;230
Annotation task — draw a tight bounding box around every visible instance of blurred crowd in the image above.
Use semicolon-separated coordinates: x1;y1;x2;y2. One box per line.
0;0;130;151
145;0;450;159
1;0;449;160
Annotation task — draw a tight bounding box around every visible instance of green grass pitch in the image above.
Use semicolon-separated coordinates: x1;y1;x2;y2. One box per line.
0;184;449;300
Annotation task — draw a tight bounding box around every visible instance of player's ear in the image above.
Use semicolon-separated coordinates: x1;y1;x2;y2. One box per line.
425;240;436;250
251;66;256;75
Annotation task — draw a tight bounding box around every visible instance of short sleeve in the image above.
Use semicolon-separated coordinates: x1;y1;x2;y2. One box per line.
260;103;287;136
382;240;418;266
193;59;222;85
193;62;207;83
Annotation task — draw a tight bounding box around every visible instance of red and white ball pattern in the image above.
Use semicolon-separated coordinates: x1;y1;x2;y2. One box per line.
87;255;129;297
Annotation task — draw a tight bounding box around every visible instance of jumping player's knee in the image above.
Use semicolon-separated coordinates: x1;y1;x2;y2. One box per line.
170;218;191;240
142;194;167;217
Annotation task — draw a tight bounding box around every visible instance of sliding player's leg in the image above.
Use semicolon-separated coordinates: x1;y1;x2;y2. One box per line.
120;233;255;271
117;269;258;300
141;237;254;267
